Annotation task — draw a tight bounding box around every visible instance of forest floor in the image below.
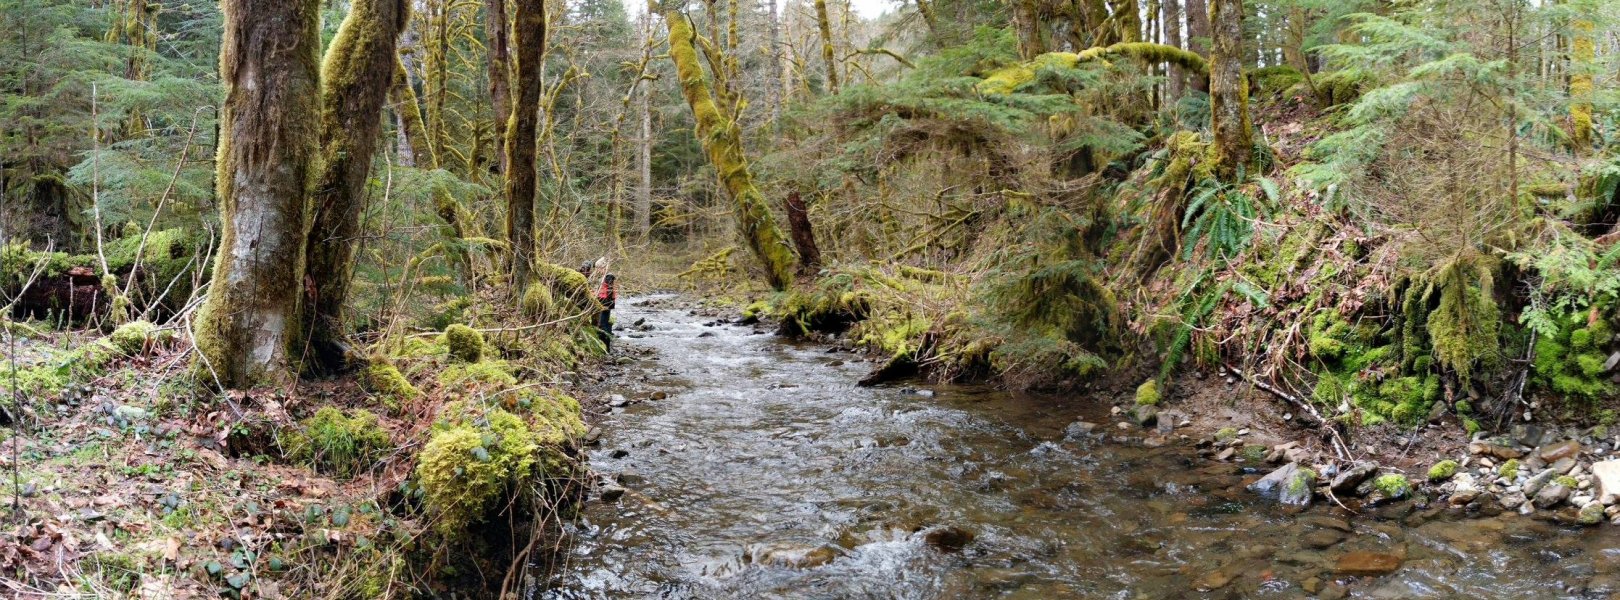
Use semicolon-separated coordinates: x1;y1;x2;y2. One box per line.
0;321;621;599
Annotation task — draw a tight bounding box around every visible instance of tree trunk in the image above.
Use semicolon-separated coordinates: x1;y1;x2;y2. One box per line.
485;0;512;175
1185;0;1210;92
1208;0;1251;180
1110;0;1141;43
785;190;821;272
195;0;322;389
636;2;654;241
664;10;797;290
1013;0;1047;59
814;0;839;94
1164;0;1183;99
301;0;409;375
1571;13;1593;151
1282;6;1309;75
391;58;436;168
505;0;545;289
914;0;940;38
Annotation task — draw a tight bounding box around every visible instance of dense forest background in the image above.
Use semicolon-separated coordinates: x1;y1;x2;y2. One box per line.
4;0;1620;594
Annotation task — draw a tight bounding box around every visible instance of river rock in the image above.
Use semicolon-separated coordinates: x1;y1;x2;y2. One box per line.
1549;457;1578;475
1249;462;1315;507
1469;441;1523;460
922;525;975;553
1579;501;1606;526
1330;462;1378;495
1534;483;1572;509
1301;529;1345;550
1335;551;1403;576
599;485;627;502
1133;405;1159;428
1064;421;1100;440
1539;440;1582;462
1499;491;1528;510
1592;460;1620;503
1524;469;1558;496
748;542;842;568
609;395;631;407
1448;473;1481;506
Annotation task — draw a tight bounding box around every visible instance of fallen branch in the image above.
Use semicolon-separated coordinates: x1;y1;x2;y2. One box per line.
1223;362;1352;461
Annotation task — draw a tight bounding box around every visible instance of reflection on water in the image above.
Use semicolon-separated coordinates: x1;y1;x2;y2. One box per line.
538;295;1619;599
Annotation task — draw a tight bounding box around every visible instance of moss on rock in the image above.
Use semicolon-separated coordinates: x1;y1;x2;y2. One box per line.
1498;459;1521;479
414;406;577;537
1134;379;1161;406
108;320;158;356
362;362;419;408
1427;459;1458;482
1372;473;1411;498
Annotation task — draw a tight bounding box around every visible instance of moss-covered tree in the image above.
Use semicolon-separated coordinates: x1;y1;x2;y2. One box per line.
301;0;410;375
505;0;546;289
194;0;322;389
814;0;839;94
665;10;797;289
1208;0;1252;179
485;0;512;174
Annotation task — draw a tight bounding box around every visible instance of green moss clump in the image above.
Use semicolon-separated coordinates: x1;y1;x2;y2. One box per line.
1134;379;1161;406
414;407;576;536
1427;460;1459;482
741;300;771;321
1250;65;1304;97
1531;311;1613;402
1373;473;1410;498
108;320;158;356
362;362;419;408
1498;459;1520;479
522;282;554;318
439;360;517;388
1214;427;1238;443
281;407;391;477
1555;475;1579;489
443;324;484;363
1288;468;1317;496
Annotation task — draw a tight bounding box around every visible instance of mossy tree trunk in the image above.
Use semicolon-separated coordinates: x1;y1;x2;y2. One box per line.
505;0;546;290
665;10;797;290
914;0;940;38
391;58;437;168
1012;0;1046;60
195;0;322;389
814;0;839;94
1571;13;1594;151
1185;0;1210;92
485;0;512;174
1164;0;1183;99
301;0;410;375
1208;0;1252;180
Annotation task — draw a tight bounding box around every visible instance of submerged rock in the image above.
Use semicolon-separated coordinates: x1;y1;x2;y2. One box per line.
747;542;842;569
1249;462;1316;507
922;525;976;553
1334;551;1403;576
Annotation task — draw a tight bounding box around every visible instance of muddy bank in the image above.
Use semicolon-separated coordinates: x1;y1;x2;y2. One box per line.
538;295;1620;599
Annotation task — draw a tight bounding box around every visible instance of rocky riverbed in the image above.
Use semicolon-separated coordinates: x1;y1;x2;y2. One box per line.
536;295;1620;599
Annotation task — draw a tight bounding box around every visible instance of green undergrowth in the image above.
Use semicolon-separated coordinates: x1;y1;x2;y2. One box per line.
1;228;206;316
1;320;171;404
280;407;391;477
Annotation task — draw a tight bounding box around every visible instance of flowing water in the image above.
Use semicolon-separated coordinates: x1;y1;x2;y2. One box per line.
539;295;1620;599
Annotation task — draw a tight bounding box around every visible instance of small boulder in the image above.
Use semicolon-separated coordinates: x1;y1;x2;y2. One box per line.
1133;404;1159;428
748;542;842;568
1592;459;1620;502
1447;473;1481;506
599;485;627;502
1469;441;1523;460
1524;469;1558;496
1538;440;1582;463
1533;483;1572;509
1249;462;1316;507
921;525;975;553
1498;491;1528;510
1330;462;1378;495
1579;501;1605;526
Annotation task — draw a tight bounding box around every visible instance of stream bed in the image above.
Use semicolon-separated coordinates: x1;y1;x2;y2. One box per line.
538;295;1620;599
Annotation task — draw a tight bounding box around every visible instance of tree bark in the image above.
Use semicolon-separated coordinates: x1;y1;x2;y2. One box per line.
814;0;839;94
664;10;797;290
391;58;436;168
1571;13;1594;151
1208;0;1251;179
1185;0;1210;91
914;0;940;38
485;0;512;175
1164;0;1183;99
785;190;821;272
505;0;545;289
195;0;322;389
301;0;410;375
1013;0;1047;59
636;1;654;242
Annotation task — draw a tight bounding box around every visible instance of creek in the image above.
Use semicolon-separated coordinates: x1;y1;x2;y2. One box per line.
537;295;1620;599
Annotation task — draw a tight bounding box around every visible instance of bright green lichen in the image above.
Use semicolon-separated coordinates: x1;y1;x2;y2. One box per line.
1427;459;1458;482
1498;459;1520;479
1288;468;1317;496
1134;379;1161;406
1555;475;1579;489
1372;473;1410;498
281;407;391;478
1214;427;1238;443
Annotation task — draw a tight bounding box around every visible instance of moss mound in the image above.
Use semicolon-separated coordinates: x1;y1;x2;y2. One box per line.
1134;379;1161;406
1427;460;1458;482
443;324;484;363
361;362;419;408
414;405;579;537
108;320;158;356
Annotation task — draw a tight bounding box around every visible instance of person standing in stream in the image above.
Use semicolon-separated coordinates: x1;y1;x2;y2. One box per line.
596;273;617;351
